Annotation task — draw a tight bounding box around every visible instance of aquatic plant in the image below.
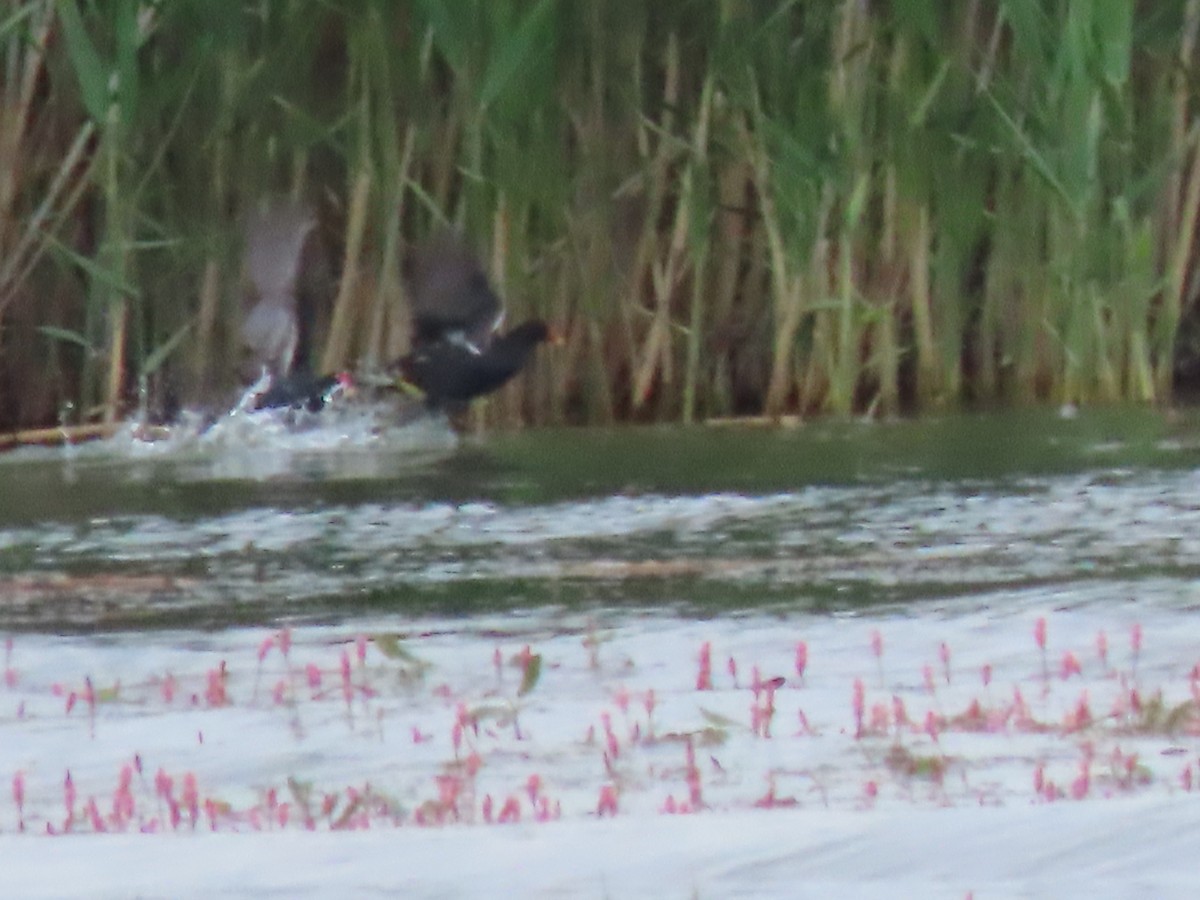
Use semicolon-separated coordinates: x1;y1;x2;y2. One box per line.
1;610;1199;836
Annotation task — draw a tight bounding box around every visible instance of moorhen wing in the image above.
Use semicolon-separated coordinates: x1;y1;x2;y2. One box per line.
392;231;555;409
239;200;350;412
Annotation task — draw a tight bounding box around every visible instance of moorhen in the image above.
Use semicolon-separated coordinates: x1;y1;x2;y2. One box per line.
239;200;350;412
392;230;555;409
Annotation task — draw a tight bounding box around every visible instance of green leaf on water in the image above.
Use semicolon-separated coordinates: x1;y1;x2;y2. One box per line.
518;653;542;697
470;703;514;726
372;633;405;659
373;634;432;673
699;708;738;729
95;684;120;702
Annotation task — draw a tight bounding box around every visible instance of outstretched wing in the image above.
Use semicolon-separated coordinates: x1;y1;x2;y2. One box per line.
406;230;503;351
240;200;316;374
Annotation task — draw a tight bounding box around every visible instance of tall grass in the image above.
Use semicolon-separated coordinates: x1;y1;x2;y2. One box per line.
1;1;1199;430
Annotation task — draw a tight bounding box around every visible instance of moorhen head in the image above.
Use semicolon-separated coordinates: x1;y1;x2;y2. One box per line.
392;231;557;409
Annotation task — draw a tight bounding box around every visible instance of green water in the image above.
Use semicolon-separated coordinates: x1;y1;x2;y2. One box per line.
1;407;1199;631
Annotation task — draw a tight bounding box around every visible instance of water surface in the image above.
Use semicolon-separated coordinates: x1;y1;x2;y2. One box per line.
2;406;1199;631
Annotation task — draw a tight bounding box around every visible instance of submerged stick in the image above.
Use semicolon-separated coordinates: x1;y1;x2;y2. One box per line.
0;422;169;451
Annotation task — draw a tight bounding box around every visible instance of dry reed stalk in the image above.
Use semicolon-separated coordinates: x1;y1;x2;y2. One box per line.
745;113;805;418
0;0;54;252
322;172;372;373
192;259;221;386
628;33;681;413
363;125;416;370
907;202;937;405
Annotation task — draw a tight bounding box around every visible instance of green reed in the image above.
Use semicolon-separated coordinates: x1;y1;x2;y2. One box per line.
1;1;1198;429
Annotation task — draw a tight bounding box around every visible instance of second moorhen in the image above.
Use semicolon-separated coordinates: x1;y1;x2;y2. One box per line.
392;230;555;409
239;200;350;412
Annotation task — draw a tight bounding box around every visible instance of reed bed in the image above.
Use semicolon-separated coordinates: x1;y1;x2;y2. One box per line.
1;1;1199;430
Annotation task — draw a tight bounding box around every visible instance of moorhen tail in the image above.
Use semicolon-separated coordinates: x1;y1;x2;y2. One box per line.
393;231;554;408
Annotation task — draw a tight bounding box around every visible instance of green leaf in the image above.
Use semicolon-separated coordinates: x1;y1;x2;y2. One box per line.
44;232;139;299
37;326;93;352
478;0;556;110
114;0;141;129
57;0;111;123
517;652;542;697
140;320;192;377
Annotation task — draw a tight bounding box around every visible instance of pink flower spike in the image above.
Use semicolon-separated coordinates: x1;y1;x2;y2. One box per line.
12;770;25;830
597;784;618;817
1060;651;1082;680
981;664;992;688
155;768;173;800
497;796;521;824
614;686;630;714
340;650;353;705
871;630;883;659
526;774;542;804
182;773;199;827
939;641;952;684
696;642;712;691
1070;762;1091;800
85;797;104;832
64;770;76;819
305;663;322;691
795;641;808;681
257;634;274;663
278;626;292;657
1034;617;1047;650
852;678;865;738
1096;630;1108;669
924;710;940;743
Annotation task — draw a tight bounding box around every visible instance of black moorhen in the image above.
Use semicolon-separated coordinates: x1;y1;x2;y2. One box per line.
252;370;352;412
239;200;350;412
392;231;555;409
